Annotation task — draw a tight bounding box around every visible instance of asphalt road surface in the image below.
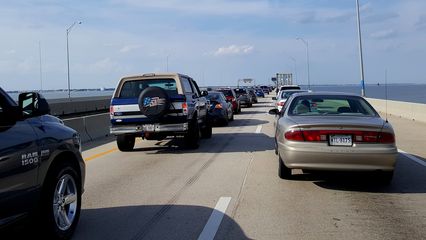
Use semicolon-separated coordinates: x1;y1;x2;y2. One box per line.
74;95;426;240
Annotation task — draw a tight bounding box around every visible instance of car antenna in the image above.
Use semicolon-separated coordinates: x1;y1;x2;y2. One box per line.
385;68;388;123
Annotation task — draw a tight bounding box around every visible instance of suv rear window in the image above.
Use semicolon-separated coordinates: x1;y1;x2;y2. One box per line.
234;89;246;95
217;89;232;97
119;79;177;98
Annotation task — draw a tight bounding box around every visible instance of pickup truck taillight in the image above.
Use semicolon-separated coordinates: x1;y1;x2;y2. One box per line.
182;102;188;115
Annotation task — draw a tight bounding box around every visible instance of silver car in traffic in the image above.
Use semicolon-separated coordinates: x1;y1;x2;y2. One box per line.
269;92;398;182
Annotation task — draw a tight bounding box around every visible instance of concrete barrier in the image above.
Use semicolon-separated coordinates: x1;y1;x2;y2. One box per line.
366;98;426;124
84;113;111;141
63;117;92;143
48;96;111;116
62;113;110;143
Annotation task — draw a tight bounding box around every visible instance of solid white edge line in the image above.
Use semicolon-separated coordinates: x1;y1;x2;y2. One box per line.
198;197;232;240
398;149;426;167
255;125;262;134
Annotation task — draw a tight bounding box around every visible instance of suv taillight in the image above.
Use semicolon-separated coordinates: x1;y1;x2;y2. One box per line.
110;106;114;116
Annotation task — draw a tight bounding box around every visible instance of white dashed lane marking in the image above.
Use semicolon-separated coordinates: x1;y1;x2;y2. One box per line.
399;149;426;167
198;197;232;240
255;125;262;134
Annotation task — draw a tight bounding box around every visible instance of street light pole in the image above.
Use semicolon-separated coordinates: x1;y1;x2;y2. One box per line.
166;55;169;72
66;21;82;99
39;41;43;91
296;37;310;90
290;56;297;85
356;0;366;97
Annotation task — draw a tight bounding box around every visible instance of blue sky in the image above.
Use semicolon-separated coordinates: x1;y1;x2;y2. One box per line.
0;0;425;91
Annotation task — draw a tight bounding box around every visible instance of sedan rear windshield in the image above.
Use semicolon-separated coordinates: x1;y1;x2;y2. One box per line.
119;79;177;98
280;91;306;99
288;95;377;116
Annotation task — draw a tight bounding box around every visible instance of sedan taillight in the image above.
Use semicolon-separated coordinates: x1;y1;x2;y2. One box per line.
284;130;395;143
378;132;395;143
284;130;304;141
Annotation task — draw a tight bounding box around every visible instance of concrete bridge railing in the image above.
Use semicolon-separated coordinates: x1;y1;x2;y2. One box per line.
366;98;426;124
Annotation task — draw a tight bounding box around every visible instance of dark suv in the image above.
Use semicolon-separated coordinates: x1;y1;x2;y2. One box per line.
0;88;85;239
110;73;212;150
234;88;252;107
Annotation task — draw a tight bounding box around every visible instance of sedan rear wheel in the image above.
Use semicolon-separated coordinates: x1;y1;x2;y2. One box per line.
378;171;394;184
278;155;292;179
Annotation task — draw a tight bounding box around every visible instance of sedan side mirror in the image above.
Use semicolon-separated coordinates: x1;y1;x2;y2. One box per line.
19;92;50;117
268;108;279;115
272;97;277;100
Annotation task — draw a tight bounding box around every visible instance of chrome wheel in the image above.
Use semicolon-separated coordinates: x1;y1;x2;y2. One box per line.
53;174;78;231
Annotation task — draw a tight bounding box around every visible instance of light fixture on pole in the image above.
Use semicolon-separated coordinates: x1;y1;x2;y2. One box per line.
356;0;366;97
66;21;82;99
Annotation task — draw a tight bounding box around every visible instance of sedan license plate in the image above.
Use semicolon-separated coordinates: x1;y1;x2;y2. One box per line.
143;124;155;132
329;135;352;146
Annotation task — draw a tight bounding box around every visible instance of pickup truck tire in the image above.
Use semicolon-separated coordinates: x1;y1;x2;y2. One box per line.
40;162;81;239
138;86;170;119
117;135;135;151
201;121;212;139
184;119;200;149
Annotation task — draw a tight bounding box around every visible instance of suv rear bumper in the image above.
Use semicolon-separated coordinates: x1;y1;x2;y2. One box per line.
111;123;189;135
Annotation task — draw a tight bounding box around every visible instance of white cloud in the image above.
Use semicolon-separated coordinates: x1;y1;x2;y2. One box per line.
213;45;254;56
370;29;397;39
119;44;143;53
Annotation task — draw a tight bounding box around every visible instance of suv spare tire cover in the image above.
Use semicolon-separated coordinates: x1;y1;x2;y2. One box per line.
138;86;170;119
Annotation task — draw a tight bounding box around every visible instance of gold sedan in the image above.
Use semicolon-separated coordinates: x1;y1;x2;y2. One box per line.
269;92;398;183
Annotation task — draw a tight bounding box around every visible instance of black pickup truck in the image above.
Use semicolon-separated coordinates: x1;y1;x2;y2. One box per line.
0;88;85;239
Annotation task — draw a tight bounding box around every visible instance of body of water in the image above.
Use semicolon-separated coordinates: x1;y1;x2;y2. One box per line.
307;84;426;104
6;84;426;104
8;90;114;101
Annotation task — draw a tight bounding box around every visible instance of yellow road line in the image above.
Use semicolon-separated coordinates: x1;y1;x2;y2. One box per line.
84;148;118;162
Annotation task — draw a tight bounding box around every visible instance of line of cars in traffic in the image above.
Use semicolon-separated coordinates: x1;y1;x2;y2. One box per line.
269;85;398;183
109;73;271;151
1;72;273;238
